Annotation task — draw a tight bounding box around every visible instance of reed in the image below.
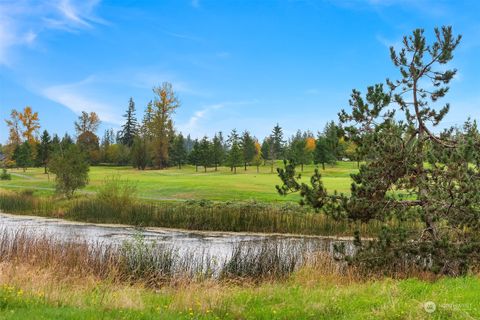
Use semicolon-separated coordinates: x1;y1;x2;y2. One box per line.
0;190;417;237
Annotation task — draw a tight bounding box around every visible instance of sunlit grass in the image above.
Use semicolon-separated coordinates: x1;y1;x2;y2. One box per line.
0;162;358;201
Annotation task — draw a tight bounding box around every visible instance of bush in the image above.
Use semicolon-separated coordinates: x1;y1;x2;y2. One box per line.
96;175;138;210
0;168;11;180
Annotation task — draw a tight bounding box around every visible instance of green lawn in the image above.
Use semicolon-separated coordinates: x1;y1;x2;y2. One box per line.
0;162;359;202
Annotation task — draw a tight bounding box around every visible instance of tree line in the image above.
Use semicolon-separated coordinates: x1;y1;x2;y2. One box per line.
2;84;360;174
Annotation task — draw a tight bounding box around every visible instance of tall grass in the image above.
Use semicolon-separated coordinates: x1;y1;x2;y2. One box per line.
0;190;415;236
0;230;328;285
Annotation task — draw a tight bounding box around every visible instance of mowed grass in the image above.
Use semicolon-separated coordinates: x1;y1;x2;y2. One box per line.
0;162;359;202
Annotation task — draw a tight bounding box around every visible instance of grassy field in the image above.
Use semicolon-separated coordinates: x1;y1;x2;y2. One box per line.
0;162;358;202
1;264;479;319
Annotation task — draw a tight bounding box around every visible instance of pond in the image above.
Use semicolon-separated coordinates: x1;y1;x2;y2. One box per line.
0;212;354;276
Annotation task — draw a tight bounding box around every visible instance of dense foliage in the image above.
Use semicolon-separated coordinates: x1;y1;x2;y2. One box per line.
277;26;480;275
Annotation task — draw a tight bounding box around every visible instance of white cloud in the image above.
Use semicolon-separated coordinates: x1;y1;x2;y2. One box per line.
40;76;122;125
0;0;103;66
177;100;258;137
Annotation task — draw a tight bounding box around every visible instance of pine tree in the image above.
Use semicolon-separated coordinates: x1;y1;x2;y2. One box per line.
170;133;187;169
227;129;243;174
14;141;32;172
314;134;335;170
278;26;479;276
211;133;225;171
37;130;52;174
189;139;201;172
198;136;212;172
241;131;256;170
119;97;138;147
269;124;285;173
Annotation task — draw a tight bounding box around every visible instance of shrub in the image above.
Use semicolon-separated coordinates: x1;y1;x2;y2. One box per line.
0;168;11;180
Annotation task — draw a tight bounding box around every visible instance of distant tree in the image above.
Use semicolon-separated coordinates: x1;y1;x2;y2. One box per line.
211;132;225;171
170;133;187;169
61;134;74;148
227;129;243;174
146;83;179;168
18;106;40;144
261;137;271;165
198;136;212;172
77;131;100;164
5;109;22;146
141;101;154;139
75;111;100;136
269;124;285;172
37;130;52;174
288;130;313;172
252;140;263;173
313;135;334;170
131;136;150;170
48;144;89;198
189;139;201;172
119;97;138;147
185;134;194;154
75;111;101;164
13;141;32;171
324;121;342;161
241;131;256;171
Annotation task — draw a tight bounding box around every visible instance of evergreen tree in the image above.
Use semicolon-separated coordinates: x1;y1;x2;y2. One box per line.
314;134;335;170
170;133;187;169
227;129;243;174
278;26;479;276
269;123;285;172
241;131;256;171
211;133;225;171
198;136;212;172
119;97;138;147
188;139;201;172
14;141;33;172
261;137;271;165
37;130;52;174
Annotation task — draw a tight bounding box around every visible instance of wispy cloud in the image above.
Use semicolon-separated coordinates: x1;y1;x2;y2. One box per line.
40;78;122;125
0;0;104;66
177;100;258;137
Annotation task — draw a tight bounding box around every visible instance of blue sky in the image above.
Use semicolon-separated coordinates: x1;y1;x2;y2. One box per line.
1;0;479;143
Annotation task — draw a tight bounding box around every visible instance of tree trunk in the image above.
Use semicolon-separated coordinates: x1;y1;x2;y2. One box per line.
204;166;207;173
301;163;304;172
195;165;198;172
244;162;247;171
270;160;274;173
322;162;325;170
44;165;48;174
215;163;218;171
233;166;237;174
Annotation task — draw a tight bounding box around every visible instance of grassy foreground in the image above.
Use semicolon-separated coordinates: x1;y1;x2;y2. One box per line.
1;263;479;320
0;162;358;202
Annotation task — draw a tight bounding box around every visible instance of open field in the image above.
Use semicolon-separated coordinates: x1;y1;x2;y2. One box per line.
0;162;359;202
